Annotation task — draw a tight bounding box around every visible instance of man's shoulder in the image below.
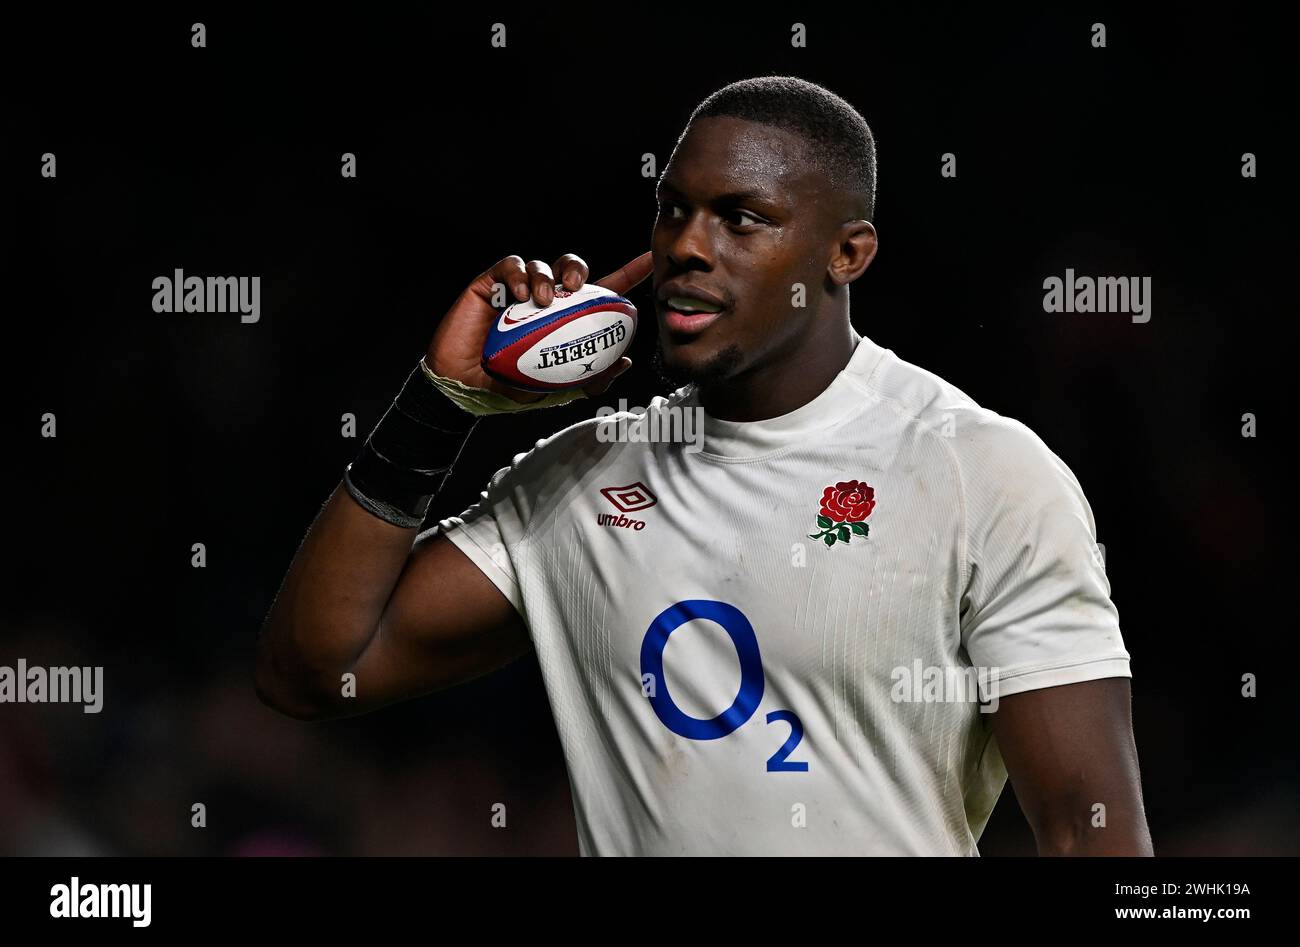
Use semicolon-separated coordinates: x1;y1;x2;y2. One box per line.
493;390;683;478
849;343;993;434
856;344;1072;486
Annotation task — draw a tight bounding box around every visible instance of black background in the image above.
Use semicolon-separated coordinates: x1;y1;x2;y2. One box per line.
2;5;1294;855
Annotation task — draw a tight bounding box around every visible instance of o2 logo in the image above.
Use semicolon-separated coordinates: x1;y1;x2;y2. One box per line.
640;599;808;772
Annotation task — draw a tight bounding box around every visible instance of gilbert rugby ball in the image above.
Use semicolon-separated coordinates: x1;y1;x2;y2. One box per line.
481;283;637;392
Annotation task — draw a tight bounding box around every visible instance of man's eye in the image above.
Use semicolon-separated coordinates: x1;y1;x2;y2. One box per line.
658;202;686;219
727;210;763;227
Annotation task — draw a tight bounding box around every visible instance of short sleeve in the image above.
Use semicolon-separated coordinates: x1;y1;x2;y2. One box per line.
956;416;1131;698
432;460;526;614
430;415;606;618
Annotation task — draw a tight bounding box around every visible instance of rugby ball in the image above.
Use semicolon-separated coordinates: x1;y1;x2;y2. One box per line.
481;283;637;392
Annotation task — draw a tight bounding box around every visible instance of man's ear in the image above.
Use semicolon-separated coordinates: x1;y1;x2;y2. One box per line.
828;220;878;286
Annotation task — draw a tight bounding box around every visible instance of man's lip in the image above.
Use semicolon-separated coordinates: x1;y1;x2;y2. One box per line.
661;306;725;336
656;282;727;310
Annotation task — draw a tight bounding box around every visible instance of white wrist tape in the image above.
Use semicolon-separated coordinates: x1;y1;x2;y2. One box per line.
419;357;587;416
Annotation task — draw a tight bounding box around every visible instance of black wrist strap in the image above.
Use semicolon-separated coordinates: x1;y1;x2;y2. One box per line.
344;361;479;528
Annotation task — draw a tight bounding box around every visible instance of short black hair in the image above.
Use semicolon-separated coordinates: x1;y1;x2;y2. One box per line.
682;75;877;222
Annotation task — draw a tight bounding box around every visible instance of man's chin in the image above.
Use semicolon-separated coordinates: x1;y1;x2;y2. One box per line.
652;337;744;391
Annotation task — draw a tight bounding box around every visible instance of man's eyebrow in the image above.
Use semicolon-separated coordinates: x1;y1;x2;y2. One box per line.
655;180;779;206
714;189;779;206
655;178;681;200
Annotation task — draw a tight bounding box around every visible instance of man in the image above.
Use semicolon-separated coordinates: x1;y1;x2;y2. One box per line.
256;76;1152;856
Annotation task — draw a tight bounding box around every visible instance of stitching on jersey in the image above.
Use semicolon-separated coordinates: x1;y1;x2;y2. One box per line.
988;652;1130;683
448;519;525;602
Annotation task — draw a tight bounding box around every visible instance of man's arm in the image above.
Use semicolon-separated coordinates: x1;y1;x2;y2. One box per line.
990;677;1153;855
254;250;652;721
254;483;531;720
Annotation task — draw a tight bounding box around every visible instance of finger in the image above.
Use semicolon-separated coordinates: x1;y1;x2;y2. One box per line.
594;250;653;296
485;255;530;304
553;253;589;291
526;259;556;307
582;357;632;397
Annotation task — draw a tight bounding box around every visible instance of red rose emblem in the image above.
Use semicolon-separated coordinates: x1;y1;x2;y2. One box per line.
820;480;876;524
808;479;876;548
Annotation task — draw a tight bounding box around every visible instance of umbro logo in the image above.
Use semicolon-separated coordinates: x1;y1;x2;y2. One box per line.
597;482;656;531
600;482;657;512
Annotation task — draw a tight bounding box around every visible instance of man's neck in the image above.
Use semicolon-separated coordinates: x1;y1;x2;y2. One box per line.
699;320;861;422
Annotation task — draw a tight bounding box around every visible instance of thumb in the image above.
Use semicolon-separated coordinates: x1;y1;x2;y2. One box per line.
593;251;652;297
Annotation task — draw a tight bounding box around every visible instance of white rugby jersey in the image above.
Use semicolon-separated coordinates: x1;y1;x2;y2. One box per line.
434;333;1130;856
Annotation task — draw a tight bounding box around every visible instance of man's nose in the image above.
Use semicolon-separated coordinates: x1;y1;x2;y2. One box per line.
662;213;715;271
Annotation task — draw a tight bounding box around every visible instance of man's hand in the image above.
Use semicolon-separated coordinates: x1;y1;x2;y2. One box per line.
256;250;655;720
991;677;1154;855
425;250;653;402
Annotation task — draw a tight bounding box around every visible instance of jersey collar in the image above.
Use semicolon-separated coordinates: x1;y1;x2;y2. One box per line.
675;332;888;460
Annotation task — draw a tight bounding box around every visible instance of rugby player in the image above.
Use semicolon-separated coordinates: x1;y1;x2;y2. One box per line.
256;76;1152;856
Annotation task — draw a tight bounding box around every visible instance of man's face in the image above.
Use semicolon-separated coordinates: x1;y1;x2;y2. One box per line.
651;115;841;387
